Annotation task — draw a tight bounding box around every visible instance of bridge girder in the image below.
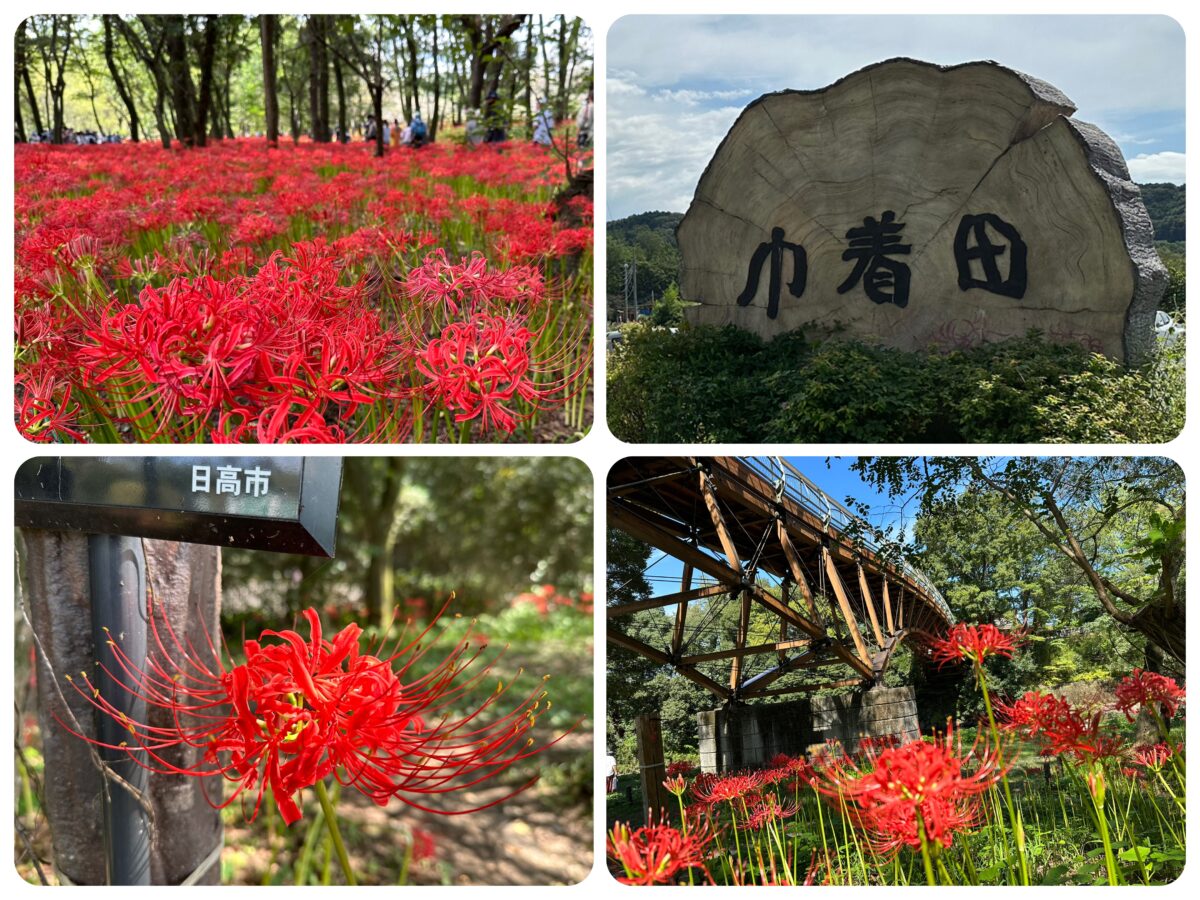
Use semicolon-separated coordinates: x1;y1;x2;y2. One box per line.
607;457;955;702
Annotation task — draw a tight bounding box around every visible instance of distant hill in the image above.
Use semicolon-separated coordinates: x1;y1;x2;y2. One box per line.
606;211;683;318
1138;182;1184;242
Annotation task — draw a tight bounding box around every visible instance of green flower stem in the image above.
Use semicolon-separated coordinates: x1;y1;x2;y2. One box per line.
977;661;1031;885
314;778;356;886
916;815;937;887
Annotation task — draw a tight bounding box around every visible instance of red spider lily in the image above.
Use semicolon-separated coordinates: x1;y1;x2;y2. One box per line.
693;771;762;806
14;369;85;442
662;763;700;782
663;774;688;796
60;599;566;825
857;734;903;758
416;313;549;434
930;622;1024;667
1133;742;1175;770
606;819;715;885
1114;669;1185;722
404;250;545;316
409;826;437;863
997;690;1124;763
816;729;1004;854
740;793;800;830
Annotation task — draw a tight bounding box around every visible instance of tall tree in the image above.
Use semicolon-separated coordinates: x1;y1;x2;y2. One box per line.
114;17;173;148
260;14;279;146
332;53;348;141
428;17;441;140
102;16;139;141
15;21;41;139
855;457;1186;671
305;15;331;141
335;15;390;158
161;15;196;145
29;15;74;143
193;15;220;146
459;14;525;110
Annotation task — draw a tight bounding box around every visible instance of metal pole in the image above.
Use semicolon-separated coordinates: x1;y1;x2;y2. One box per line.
87;534;151;885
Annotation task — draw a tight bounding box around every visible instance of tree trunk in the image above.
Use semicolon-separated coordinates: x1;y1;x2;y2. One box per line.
333;55;347;141
430;22;441;141
15;78;26;142
523;19;536;134
20;532;223;885
37;16;74;144
103;17;139;142
16;22;42;137
115;18;172;148
193;15;219;147
261;15;279;146
404;20;421;117
305;18;330;141
461;14;525;109
316;17;330;141
372;84;385;158
556;16;582;122
163;17;195;146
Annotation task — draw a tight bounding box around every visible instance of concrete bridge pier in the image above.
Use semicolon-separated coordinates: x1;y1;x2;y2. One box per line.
697;685;920;772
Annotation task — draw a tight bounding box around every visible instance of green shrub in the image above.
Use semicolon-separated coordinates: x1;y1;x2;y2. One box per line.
607;324;777;442
607;324;1184;443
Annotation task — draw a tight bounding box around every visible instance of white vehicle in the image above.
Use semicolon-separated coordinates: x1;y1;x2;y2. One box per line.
1155;310;1184;345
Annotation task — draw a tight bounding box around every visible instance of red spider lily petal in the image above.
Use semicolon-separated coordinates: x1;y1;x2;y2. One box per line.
606;820;715;885
816;729;1004;854
930;622;1024;667
1114;669;1185;722
61;600;567;825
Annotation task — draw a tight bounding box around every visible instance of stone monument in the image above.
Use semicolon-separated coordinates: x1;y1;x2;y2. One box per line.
678;58;1165;365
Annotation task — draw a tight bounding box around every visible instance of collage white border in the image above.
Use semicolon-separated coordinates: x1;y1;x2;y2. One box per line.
1;0;1196;894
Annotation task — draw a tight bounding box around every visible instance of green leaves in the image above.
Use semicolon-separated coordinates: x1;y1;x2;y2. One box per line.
608;326;1184;443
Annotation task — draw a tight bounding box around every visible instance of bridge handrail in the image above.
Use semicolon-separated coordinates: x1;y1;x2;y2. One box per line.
742;457;955;624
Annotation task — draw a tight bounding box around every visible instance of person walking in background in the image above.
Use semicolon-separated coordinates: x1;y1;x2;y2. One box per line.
576;86;594;148
532;98;554;146
484;89;507;143
409;112;428;148
391;119;401;148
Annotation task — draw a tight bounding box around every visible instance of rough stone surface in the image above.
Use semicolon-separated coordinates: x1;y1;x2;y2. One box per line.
679;58;1164;365
697;686;920;772
22;532;223;885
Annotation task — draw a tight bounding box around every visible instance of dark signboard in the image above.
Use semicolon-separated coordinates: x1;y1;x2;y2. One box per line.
15;457;342;557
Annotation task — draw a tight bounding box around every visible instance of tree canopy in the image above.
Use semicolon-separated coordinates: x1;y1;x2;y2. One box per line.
15;14;592;154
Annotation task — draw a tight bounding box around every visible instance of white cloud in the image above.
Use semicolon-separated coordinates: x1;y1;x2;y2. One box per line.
606;14;1185;217
1126;151;1186;184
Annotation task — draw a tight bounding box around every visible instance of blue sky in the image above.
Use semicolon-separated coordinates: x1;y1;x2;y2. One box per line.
635;457;921;592
607;15;1185;220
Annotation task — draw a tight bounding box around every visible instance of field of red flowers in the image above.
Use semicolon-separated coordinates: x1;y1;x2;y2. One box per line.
608;626;1185;886
14;139;592;443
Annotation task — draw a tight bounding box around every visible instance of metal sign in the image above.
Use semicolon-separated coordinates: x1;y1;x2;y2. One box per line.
15;457;342;557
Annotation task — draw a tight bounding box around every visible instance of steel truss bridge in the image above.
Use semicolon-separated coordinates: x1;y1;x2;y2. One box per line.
608;456;956;702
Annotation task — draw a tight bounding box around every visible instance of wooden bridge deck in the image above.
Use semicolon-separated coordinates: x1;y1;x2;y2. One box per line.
608;456;956;702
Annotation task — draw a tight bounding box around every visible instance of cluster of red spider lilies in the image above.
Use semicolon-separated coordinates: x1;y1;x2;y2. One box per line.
15;138;593;443
608;624;1185;886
